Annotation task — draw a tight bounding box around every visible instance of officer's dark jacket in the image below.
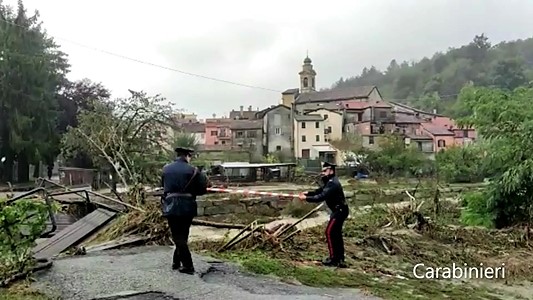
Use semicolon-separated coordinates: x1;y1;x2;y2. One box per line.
305;176;347;212
161;157;208;217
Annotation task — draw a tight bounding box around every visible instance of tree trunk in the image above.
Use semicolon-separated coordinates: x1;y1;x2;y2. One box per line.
17;153;30;183
33;163;40;179
1;153;15;183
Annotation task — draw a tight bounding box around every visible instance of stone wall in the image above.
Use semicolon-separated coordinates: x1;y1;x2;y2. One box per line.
196;196;293;216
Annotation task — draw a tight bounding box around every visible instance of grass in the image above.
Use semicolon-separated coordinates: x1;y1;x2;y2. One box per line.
0;282;53;300
191;200;532;300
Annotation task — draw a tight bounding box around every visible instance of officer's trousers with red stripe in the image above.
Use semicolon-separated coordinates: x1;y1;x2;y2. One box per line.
325;206;349;262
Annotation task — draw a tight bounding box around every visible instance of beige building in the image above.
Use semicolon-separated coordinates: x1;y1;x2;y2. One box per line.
304;108;343;142
293;114;338;164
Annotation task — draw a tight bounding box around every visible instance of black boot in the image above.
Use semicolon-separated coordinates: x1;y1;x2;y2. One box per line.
322;257;335;266
172;262;180;270
178;266;195;275
336;259;348;268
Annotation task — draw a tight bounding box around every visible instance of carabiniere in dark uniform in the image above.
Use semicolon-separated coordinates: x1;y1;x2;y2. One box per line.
161;146;208;275
300;162;349;268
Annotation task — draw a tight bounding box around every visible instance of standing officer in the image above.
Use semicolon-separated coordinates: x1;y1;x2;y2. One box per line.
161;146;208;275
299;162;349;267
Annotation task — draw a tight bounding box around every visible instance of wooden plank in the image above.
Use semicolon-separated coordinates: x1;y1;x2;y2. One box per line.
83;235;149;253
33;208;117;259
44;213;79;234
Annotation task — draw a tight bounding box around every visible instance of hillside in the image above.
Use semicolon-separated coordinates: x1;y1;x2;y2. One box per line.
329;34;533;117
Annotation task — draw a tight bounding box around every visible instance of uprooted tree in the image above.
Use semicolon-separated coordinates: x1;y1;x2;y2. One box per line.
61;90;175;204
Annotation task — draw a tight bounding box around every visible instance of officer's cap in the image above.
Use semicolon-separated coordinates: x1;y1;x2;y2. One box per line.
175;146;195;156
322;162;336;170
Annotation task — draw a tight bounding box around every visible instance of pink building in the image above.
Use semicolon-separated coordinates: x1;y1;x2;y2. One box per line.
204;118;232;146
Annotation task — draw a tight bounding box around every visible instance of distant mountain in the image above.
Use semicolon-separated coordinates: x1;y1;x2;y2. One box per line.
329;34;533;116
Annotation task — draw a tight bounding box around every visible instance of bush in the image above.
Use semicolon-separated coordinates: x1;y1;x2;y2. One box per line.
436;144;488;183
460;191;494;228
365;135;430;177
0;198;51;283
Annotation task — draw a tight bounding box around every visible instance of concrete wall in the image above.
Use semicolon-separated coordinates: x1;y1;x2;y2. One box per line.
196;196;292;216
232;128;263;160
264;106;292;155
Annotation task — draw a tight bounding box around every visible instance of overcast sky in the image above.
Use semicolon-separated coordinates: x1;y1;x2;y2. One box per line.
9;0;533;119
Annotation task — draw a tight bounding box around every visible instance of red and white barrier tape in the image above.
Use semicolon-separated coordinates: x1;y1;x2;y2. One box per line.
207;187;304;199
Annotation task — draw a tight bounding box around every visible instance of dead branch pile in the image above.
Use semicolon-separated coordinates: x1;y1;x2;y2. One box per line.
89;201;249;245
91;201;172;244
215;203;325;252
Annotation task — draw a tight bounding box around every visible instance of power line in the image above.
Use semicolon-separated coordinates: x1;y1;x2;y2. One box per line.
0;17;283;93
0;18;466;102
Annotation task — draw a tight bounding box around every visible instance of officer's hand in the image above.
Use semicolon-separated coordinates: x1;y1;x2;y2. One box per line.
298;193;307;201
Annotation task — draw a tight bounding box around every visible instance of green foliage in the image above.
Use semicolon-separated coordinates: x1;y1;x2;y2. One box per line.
436;144;488;183
457;85;533;228
365;135;430;177
61;90;174;188
0;198;51;282
329;34;533;117
0;1;70;182
263;153;280;163
460;191;494;228
172;132;199;153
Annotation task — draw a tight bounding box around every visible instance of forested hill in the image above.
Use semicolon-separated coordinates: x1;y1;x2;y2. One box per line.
329;34;533;116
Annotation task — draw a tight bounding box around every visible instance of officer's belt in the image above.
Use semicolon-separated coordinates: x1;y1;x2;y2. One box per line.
166;192;193;199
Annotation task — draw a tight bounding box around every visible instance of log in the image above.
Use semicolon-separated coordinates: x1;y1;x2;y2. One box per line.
192;219;247;229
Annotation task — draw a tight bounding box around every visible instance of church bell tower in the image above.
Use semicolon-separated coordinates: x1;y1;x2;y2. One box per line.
299;54;316;93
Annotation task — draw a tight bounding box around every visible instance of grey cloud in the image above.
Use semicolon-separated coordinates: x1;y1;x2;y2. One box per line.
158;19;281;71
151;0;533;118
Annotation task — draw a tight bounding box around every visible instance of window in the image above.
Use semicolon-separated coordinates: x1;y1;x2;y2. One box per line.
214;141;219;145
302;149;310;158
274;127;281;135
311;78;315;88
328;126;332;133
369;136;375;145
357;113;363;122
463;130;469;138
302;135;306;142
247;130;256;138
303;77;308;87
301;122;306;128
315;121;320;128
324;114;328;120
438;139;446;147
210;130;217;136
236;131;244;138
276;145;282;151
315;135;320;142
221;141;226;145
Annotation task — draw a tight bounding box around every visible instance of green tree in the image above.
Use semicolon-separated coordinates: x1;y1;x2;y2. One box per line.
365;135;429;177
436;143;488;183
0;0;69;183
457;85;533;228
57;79;111;168
489;58;527;91
61;90;174;190
327;34;533;116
